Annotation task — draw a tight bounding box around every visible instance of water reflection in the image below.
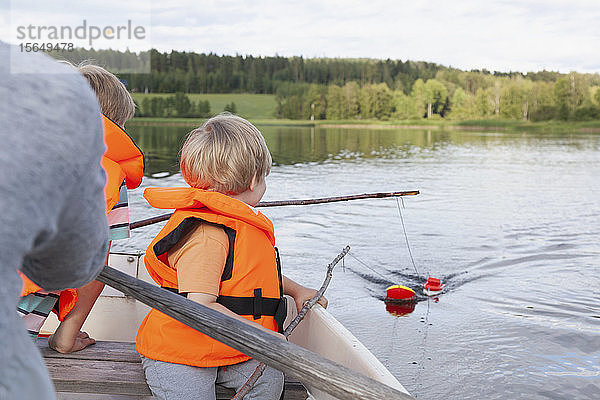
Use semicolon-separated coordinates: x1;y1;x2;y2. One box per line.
128;124;597;177
127;125;189;176
385;300;417;317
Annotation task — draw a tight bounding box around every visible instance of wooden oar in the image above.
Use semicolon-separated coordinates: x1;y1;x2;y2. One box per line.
232;246;350;400
97;263;414;400
129;190;419;230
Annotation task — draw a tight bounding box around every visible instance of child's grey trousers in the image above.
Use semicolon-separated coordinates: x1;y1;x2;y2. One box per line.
141;356;284;400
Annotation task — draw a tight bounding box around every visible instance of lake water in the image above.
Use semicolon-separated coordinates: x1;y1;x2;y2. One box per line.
118;123;600;399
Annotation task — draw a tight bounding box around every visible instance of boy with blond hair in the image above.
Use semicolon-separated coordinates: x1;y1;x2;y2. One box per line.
18;63;144;353
136;113;326;399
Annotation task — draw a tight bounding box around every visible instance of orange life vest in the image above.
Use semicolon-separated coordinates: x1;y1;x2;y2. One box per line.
135;187;286;368
100;113;144;212
19;114;144;319
19;274;77;321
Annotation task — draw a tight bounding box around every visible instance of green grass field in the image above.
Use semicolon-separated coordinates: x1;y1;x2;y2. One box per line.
129;94;600;133
129;116;600;133
131;93;277;120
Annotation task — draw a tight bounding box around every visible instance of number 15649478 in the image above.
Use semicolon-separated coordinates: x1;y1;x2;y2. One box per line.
19;42;74;52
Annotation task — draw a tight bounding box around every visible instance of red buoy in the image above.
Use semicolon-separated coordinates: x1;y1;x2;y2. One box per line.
386;285;416;301
422;277;445;296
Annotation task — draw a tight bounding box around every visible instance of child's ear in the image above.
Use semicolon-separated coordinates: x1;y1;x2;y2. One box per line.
249;174;257;191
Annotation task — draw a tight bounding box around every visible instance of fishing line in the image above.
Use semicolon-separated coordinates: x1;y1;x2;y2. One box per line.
382;315;401;367
395;197;426;278
394;198;437;390
414;298;432;390
347;197;425;286
347;251;393;284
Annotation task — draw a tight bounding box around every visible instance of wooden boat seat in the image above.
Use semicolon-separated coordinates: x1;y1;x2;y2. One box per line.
37;338;307;399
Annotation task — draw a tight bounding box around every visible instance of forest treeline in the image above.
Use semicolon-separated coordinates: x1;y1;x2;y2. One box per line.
57;48;600;121
138;93;211;118
275;73;600;121
136;93;239;118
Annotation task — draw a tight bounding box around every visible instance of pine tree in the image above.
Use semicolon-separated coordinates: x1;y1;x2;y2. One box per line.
224;102;237;114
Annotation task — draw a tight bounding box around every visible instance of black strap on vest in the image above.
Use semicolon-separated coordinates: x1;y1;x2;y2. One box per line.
161;287;288;333
153;217;236;283
156;217;287;333
275;247;283;298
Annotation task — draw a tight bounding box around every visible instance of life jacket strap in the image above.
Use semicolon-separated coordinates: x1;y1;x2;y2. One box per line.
153;217;237;283
161;287;287;333
217;293;283;320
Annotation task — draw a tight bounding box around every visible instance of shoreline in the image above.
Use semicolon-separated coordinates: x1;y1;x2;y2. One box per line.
128;117;600;133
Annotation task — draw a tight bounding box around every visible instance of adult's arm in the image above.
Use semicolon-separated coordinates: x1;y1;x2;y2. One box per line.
2;49;109;290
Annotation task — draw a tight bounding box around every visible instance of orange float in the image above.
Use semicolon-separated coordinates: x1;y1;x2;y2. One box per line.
422;277;445;296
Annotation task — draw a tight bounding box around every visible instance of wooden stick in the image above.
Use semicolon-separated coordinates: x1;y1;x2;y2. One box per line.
129;190;419;230
257;191;419;208
97;266;413;400
283;246;349;335
232;246;350;400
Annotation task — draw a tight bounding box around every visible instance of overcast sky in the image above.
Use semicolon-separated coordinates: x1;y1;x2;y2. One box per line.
2;0;599;73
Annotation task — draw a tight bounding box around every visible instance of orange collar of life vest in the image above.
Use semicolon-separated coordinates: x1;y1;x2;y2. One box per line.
101;114;144;190
144;187;275;245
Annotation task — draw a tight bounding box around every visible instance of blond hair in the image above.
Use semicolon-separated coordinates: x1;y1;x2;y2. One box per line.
180;113;272;194
77;63;135;126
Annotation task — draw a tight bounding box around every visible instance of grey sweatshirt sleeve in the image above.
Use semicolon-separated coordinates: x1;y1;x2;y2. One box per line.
0;41;109;290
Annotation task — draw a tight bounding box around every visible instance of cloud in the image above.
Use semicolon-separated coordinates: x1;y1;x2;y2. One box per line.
145;0;600;72
2;0;598;73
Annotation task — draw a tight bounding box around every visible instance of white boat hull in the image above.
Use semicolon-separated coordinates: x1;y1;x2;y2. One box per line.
287;304;409;398
41;253;410;398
